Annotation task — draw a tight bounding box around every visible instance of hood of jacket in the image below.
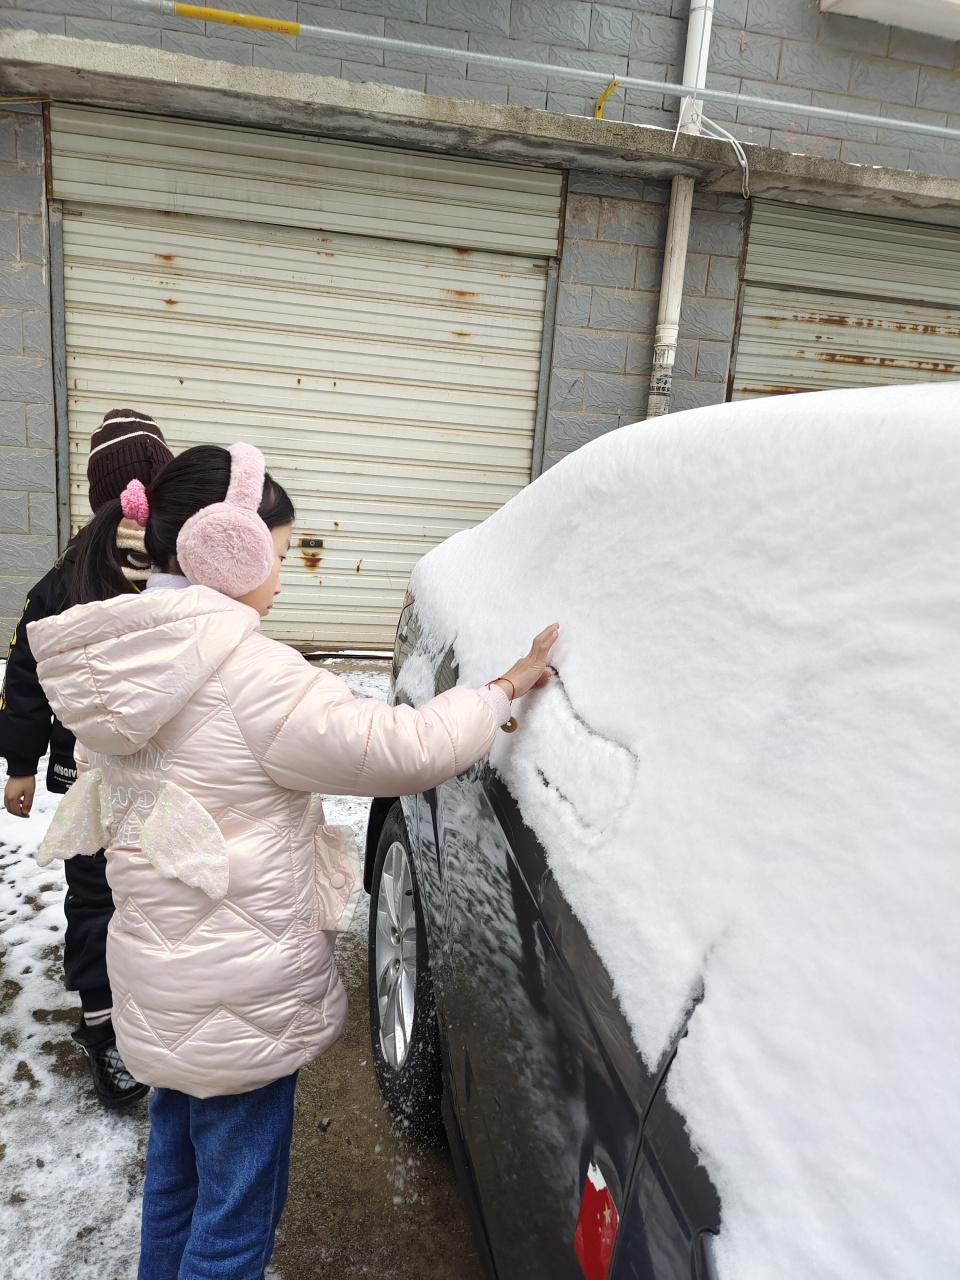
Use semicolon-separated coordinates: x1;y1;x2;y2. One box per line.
28;586;260;757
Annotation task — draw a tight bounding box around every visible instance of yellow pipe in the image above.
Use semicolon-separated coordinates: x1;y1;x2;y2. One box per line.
173;4;300;36
593;78;621;119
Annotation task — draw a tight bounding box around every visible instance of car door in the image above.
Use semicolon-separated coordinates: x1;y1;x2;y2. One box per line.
432;761;655;1279
610;1049;722;1280
389;625;722;1278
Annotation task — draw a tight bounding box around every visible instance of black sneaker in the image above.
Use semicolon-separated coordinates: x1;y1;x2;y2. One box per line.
72;1018;150;1109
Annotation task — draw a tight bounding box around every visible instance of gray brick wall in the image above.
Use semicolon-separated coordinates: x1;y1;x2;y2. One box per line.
3;1;958;496
0;103;57;642
543;172;746;469
4;0;960;172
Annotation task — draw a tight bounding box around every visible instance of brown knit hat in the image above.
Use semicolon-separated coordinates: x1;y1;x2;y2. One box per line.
87;409;174;512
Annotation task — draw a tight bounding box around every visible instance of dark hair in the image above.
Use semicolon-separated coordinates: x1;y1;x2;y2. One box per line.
67;445;295;607
144;445;294;570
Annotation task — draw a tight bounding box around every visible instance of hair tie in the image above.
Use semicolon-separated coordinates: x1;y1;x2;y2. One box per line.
120;478;149;527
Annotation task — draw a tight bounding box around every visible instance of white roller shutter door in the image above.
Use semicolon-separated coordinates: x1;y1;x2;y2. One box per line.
50;104;561;255
51;106;563;649
732;201;960;400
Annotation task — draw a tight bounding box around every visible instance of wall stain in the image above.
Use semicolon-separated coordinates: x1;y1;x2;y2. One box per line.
774;312;958;339
815;352;956;371
744;385;816;396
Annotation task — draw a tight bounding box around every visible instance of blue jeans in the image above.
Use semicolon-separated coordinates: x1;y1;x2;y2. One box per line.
138;1073;297;1280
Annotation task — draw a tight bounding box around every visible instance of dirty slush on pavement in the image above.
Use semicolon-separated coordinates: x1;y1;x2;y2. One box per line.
0;658;483;1280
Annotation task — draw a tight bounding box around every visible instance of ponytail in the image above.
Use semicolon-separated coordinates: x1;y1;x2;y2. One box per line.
65;499;139;608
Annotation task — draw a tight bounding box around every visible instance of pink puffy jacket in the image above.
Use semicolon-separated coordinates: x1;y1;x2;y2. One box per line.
29;585;504;1098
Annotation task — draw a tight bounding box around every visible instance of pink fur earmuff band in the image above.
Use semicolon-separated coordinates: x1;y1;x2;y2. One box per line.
120;478;149;527
176;442;275;598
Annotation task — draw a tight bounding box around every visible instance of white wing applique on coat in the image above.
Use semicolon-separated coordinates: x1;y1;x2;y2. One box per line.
140;781;229;901
35;767;112;867
312;823;364;933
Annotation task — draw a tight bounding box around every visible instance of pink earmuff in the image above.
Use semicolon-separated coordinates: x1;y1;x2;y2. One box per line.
176;443;275;597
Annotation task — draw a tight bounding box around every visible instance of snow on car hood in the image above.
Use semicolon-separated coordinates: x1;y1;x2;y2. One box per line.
407;382;960;1280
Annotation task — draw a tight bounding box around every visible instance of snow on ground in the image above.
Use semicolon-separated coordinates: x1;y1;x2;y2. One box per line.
407;383;960;1280
0;657;388;1278
0;736;147;1279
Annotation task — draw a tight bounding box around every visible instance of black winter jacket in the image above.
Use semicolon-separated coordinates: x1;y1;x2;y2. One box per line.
0;543;79;793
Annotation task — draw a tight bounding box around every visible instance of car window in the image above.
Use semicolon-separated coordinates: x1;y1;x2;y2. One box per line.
392;602;420;688
434;644;459;696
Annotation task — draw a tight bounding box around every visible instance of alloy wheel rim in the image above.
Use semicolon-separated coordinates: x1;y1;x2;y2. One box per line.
375;840;418;1070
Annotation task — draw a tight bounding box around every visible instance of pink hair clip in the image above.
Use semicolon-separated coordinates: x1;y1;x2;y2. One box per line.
120;478;149;527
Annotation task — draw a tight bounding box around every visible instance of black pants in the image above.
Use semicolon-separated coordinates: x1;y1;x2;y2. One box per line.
63;852;114;1014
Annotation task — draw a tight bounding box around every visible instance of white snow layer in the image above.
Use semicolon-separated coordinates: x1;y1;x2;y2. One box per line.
0;749;147;1279
407;383;960;1280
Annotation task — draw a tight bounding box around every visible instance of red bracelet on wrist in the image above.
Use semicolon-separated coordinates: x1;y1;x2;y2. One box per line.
494;677;515;702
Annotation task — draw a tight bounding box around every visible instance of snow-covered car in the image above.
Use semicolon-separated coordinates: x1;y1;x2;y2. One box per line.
364;383;960;1280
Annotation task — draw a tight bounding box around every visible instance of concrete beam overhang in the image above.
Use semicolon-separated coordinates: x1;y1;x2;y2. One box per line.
4;30;960;227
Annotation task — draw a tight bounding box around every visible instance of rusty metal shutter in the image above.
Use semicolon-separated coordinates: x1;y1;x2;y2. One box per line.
732;201;960;399
52;108;562;650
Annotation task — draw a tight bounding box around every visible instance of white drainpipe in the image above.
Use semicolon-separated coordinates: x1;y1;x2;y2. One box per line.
646;0;715;418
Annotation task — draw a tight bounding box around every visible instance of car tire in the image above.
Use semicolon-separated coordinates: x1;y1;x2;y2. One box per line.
368;801;444;1140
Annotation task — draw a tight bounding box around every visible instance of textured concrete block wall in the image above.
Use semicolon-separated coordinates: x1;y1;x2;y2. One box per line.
702;0;960;179
543;171;746;469
0;104;57;642
3;0;960;173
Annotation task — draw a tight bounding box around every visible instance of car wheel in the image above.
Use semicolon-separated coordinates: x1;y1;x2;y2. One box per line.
368;801;443;1139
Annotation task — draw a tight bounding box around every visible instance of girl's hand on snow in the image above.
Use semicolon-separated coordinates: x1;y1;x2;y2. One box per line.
4;775;36;818
495;624;560;700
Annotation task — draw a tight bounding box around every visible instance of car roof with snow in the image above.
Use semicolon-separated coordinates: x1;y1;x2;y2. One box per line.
404;381;960;1279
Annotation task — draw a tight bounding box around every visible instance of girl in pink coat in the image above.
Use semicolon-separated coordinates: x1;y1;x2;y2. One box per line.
28;441;557;1280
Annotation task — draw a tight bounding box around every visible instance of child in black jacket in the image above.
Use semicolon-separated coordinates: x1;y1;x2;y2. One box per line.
0;408;173;1108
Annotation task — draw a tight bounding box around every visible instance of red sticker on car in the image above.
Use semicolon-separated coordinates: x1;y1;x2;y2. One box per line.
574;1161;619;1280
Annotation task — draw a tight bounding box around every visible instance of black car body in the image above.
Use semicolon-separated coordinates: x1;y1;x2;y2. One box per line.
364;601;721;1280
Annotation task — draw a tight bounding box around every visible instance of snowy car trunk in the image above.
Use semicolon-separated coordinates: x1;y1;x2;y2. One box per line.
403;382;960;1280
